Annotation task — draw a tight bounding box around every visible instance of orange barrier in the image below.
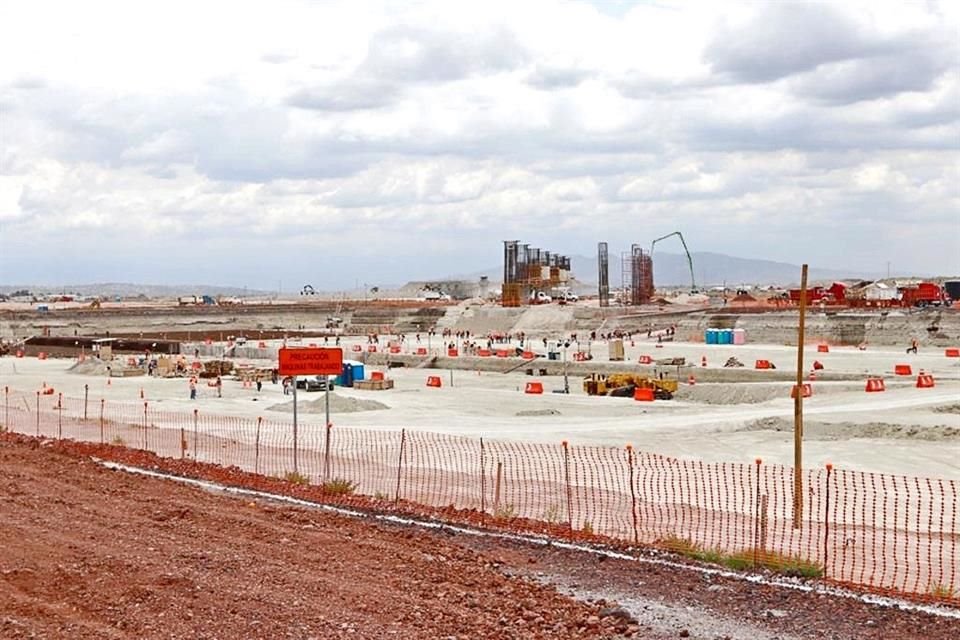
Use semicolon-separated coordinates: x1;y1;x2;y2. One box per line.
894;364;912;376
945;348;960;358
371;371;385;381
574;352;589;361
791;383;813;399
865;378;886;392
522;351;535;360
916;374;935;388
390;346;401;354
524;382;543;394
367;345;377;353
352;345;362;352
41;387;55;395
447;349;458;357
755;359;772;369
496;349;509;358
3;387;957;603
416;347;428;356
638;355;653;365
16;350;23;358
204;338;212;345
633;387;655;401
258;341;267;348
478;349;492;357
426;376;442;388
38;352;48;360
817;344;829;353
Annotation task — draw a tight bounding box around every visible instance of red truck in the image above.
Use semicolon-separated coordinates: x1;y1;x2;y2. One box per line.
900;282;947;307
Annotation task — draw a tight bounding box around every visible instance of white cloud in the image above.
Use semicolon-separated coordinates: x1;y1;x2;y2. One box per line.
0;0;957;286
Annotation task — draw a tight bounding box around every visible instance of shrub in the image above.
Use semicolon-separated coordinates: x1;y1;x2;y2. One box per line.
111;436;126;446
494;503;516;520
284;471;309;485
321;478;356;495
930;583;957;599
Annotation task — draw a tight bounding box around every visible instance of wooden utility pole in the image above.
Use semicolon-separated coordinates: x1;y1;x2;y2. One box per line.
794;264;808;527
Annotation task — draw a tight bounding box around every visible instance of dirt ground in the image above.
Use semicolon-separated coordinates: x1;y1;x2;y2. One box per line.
2;434;957;640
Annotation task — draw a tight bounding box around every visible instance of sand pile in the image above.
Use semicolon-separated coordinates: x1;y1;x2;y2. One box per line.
933;403;960;414
675;382;855;405
742;417;960;441
68;360;114;376
269;393;389;414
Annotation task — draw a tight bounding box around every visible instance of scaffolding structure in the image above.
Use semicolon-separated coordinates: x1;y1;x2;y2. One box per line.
502;240;572;307
598;242;609;307
621;244;654;305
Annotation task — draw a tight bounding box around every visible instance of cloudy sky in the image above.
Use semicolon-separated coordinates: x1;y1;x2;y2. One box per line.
1;0;957;290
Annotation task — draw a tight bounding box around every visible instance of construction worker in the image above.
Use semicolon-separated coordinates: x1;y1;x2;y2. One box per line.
189;377;197;400
907;338;918;354
215;376;222;398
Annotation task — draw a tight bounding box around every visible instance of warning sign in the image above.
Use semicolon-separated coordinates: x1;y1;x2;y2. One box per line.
278;347;343;376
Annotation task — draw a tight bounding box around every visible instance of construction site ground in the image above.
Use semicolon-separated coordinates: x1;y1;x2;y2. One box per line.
4;333;959;478
2;434;957;640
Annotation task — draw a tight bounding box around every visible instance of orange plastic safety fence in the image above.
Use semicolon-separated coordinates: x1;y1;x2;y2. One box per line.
1;386;956;600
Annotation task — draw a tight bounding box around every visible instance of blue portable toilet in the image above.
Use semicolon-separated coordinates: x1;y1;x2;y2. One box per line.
352;362;365;382
340;362;354;387
705;329;717;344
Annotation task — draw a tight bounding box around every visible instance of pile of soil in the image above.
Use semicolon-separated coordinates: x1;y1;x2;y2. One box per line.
269;393;389;414
742;417;960;441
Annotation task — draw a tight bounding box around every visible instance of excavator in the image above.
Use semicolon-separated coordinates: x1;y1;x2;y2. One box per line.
650;231;697;293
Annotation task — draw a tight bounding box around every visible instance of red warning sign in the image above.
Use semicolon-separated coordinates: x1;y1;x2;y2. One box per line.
278;347;343;376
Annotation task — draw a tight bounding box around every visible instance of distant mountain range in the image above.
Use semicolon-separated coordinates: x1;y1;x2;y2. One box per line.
0;283;272;297
0;252;894;297
450;252;885;288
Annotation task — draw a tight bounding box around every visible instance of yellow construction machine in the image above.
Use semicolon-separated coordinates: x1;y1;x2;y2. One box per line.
583;373;678;399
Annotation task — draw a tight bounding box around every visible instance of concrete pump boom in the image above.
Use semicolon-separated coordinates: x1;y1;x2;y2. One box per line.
650;231;697;293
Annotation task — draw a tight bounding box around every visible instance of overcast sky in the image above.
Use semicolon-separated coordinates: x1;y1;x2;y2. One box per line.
1;0;957;289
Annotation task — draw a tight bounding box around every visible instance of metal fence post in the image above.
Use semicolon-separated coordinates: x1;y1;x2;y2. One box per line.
35;391;40;436
99;399;105;444
83;383;89;421
626;444;639;545
254;417;262;473
323;421;332;483
193;408;198;460
562;440;573;531
142;401;148;450
494;461;503;515
824;463;833;577
394;428;406;504
4;386;8;430
57;393;63;439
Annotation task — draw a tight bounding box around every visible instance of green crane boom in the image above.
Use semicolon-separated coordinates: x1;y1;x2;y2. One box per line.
650;231;697;293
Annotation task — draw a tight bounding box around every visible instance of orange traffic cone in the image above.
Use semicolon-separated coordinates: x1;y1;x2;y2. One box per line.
688;374;696;385
701;356;707;367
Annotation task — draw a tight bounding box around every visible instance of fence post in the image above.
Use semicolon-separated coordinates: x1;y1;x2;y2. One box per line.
35;391;40;436
254;417;261;473
824;463;833;577
563;440;573;532
626;444;639;545
394;428;406;504
57;393;63;439
323;421;332;483
759;494;769;563
4;386;8;431
494;461;503;515
753;458;762;567
480;438;486;521
83;383;89;421
142;402;148;450
99;399;105;444
180;418;187;460
193;409;199;460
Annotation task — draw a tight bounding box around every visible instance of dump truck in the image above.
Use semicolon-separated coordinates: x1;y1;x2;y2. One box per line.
583;373;678;399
